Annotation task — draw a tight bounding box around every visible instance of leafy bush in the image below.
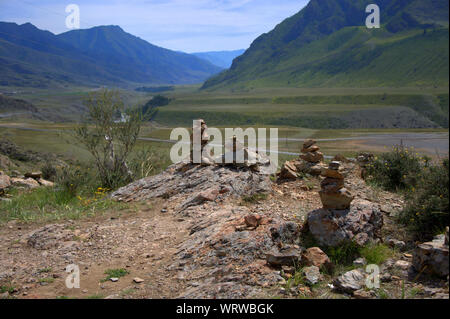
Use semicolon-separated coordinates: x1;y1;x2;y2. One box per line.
365;146;427;191
398;158;449;240
74;89;143;190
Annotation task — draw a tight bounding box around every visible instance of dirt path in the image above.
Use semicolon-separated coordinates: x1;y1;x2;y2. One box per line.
0;199;189;299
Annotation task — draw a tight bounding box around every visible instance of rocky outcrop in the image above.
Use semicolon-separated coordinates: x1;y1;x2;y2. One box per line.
413;229;449;277
307;199;383;247
112;161;271;210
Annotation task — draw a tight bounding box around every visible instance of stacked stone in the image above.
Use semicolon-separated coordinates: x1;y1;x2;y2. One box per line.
190;119;211;164
300;139;324;164
319;161;354;210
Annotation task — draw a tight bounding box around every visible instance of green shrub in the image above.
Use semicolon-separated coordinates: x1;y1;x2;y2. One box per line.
57;164;97;197
398;158;449;240
41;161;57;181
365;146;426;191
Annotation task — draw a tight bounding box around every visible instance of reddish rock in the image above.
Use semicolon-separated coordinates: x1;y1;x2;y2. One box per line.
320;168;344;180
300;152;324;163
279;161;298;180
244;214;262;228
302;139;316;150
319;188;354;210
302;247;332;269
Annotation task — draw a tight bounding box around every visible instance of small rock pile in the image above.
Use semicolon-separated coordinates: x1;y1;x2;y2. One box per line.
190;119;212;165
300;139;324;164
278;139;325;181
319;161;354;210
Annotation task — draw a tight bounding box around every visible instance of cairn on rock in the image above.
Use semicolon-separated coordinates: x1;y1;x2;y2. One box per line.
300;139;324;164
189;119;213;165
278;139;325;181
319;161;354;210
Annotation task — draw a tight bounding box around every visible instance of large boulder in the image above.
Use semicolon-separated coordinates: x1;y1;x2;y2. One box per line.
307;200;383;247
412;231;449;277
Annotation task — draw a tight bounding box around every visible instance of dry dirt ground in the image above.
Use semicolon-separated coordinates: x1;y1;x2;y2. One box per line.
0;168;448;299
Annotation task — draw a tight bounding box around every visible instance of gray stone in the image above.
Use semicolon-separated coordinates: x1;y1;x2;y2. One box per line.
266;247;302;267
333;269;366;294
303;266;321;286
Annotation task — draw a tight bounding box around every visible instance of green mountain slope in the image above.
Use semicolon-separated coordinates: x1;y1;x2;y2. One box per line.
203;0;449;90
0;22;221;88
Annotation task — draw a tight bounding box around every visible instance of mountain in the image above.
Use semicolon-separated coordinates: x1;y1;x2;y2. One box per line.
192;49;245;69
202;0;449;90
0;22;222;88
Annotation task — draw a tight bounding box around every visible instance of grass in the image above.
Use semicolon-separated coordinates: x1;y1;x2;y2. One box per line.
38;277;54;284
0;186;129;224
241;193;268;204
359;243;394;265
0;285;15;294
101;268;129;283
37;267;52;274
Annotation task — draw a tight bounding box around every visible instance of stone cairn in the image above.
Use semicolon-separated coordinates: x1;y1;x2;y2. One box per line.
190;119;212;165
278;139;324;180
319;161;354;210
300;139;324;164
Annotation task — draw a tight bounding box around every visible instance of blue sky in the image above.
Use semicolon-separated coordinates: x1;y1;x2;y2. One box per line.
0;0;308;52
